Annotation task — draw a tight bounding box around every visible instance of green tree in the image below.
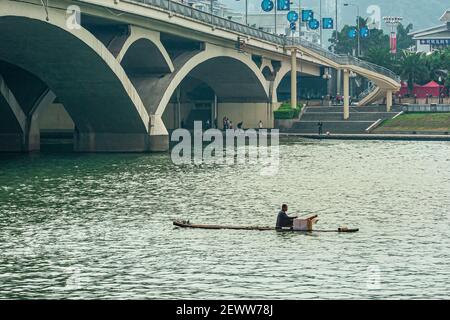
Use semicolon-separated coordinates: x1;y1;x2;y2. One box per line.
329;21;415;58
424;51;443;82
396;23;415;52
364;47;395;71
398;51;429;93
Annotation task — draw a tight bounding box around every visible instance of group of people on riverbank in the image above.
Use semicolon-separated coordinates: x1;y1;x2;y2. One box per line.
222;117;233;130
222;117;264;130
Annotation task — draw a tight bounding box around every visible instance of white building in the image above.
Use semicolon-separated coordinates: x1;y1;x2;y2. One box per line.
409;9;450;53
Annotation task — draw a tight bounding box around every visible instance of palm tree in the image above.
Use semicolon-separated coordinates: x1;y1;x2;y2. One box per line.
398;51;429;93
365;47;394;71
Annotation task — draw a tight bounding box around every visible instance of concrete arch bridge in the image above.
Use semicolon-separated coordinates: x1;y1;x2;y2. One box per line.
0;0;400;152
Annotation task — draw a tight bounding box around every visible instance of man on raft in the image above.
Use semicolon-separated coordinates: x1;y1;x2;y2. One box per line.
276;204;298;229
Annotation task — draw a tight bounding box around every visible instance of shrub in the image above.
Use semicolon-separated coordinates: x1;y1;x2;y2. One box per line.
274;103;303;120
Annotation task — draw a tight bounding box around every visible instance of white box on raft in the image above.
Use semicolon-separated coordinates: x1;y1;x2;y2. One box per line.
293;218;318;231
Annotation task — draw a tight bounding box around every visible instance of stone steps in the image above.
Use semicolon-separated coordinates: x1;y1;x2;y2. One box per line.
288;121;374;134
303;106;402;113
301;112;398;122
276;105;402;134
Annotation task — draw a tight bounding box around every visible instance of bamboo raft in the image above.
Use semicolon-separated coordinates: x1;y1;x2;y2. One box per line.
173;220;359;233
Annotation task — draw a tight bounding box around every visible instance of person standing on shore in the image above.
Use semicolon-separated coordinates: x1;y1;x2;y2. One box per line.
318;121;323;135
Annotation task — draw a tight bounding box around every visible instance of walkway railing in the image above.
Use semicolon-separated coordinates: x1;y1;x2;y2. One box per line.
292;39;400;82
128;0;400;83
357;82;377;101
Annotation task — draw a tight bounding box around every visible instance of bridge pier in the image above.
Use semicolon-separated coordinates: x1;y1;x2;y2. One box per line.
290;48;297;108
386;90;393;112
73;132;154;153
343;69;350;120
149;114;169;152
0;134;24;152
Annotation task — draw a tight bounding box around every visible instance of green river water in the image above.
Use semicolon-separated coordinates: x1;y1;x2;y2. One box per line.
0;138;449;299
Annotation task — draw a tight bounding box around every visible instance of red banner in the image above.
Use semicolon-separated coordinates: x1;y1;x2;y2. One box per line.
390;32;397;54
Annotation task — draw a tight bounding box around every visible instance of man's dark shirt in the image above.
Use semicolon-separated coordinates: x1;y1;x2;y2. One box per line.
276;210;295;229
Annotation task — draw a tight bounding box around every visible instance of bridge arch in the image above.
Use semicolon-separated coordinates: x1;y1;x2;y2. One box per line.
272;64;295;103
117;27;174;75
0;74;27;152
0;2;151;152
145;44;270;117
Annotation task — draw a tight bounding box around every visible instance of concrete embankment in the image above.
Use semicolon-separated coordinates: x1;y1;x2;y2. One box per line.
281;133;450;142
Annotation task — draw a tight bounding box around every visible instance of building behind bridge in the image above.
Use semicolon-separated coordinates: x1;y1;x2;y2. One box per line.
409;9;450;53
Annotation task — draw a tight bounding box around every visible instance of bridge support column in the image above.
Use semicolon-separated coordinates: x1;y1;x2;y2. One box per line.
149;114;169;152
0;134;25;152
336;69;342;97
74;132;152;153
386;90;393;112
343;69;350;120
0;123;40;153
290;48;297;108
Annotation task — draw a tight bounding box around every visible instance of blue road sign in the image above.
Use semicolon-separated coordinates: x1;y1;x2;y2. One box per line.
261;0;274;12
322;18;334;29
277;0;290;11
360;27;370;38
301;10;314;22
290;22;297;31
348;27;357;39
287;11;299;23
308;19;320;30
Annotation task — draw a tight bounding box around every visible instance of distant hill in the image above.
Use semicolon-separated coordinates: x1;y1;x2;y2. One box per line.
227;0;448;31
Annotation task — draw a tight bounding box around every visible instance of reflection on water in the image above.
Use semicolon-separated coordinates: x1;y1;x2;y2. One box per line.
0;139;449;299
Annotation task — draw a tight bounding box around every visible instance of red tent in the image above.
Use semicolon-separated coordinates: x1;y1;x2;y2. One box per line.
414;81;441;98
397;81;409;96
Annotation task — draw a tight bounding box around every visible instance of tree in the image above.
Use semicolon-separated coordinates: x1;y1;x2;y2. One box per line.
365;47;395;71
396;23;415;52
425;51;444;82
329;22;413;60
397;51;429;93
329;18;389;56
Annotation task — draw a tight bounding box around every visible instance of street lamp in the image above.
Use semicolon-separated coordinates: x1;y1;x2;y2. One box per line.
323;69;332;80
235;0;248;25
344;3;360;57
383;16;403;54
335;0;339;52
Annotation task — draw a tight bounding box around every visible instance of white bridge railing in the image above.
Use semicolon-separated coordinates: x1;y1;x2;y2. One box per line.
129;0;400;83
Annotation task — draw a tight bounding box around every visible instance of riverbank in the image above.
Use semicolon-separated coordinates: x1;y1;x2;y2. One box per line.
281;133;450;141
373;113;450;134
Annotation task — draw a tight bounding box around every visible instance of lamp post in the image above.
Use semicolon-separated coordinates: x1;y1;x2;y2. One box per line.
383;16;403;55
344;3;360;57
236;0;248;25
298;0;302;43
319;0;323;47
210;0;214;24
274;1;277;35
323;69;333;98
335;0;338;52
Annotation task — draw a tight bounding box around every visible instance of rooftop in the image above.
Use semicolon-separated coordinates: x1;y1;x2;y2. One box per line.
440;9;450;22
409;10;450;39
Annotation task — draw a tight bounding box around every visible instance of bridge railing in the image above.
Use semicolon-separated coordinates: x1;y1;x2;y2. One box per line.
357;82;377;101
132;0;284;44
292;39;400;82
129;0;400;83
